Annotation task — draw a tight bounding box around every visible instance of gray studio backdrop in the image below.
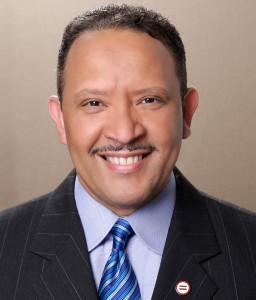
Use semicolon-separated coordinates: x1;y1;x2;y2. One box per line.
1;0;256;211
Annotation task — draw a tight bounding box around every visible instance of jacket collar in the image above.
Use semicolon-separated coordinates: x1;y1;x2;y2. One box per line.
30;170;98;299
152;168;220;299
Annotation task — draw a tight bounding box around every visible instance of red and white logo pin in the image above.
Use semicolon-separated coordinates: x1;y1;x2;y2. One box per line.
175;281;191;296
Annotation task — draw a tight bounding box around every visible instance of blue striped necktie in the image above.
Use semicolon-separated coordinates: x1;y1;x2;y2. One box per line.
98;218;141;300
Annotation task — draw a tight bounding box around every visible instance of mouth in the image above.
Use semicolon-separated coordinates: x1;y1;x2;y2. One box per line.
99;152;151;166
94;144;157;168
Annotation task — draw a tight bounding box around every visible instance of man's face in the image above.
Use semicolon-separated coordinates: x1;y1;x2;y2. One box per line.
49;29;198;215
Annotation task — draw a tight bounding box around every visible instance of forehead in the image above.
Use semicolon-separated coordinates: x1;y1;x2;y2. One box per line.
62;29;179;96
71;27;168;48
66;28;175;68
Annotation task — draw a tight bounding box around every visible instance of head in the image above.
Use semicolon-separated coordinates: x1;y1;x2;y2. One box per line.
49;4;198;216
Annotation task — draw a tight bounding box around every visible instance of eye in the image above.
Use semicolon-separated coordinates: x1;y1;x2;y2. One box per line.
143;97;156;104
140;96;165;106
137;95;166;110
80;99;106;113
83;100;102;107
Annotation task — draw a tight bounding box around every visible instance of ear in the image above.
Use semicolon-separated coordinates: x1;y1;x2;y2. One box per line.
182;87;199;139
48;96;67;145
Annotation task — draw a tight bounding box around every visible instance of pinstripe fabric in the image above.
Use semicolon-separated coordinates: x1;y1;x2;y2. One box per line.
0;169;256;299
98;219;141;300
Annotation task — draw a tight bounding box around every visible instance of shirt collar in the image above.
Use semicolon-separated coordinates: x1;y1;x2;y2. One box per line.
75;172;176;255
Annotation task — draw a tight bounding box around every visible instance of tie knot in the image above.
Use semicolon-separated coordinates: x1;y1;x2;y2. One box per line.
111;218;134;250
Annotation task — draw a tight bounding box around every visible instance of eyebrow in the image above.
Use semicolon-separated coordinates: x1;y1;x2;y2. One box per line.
74;86;172;103
74;88;109;103
131;87;172;98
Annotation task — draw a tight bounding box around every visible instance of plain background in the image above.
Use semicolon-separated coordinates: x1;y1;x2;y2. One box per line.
1;0;256;211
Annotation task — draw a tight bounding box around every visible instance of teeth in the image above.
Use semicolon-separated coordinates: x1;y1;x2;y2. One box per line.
120;158;126;166
127;157;133;165
106;155;143;165
108;157;115;164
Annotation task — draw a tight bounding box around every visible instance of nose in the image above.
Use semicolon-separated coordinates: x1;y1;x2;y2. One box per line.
103;105;146;144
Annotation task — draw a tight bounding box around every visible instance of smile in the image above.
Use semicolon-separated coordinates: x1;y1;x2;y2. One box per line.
105;155;143;165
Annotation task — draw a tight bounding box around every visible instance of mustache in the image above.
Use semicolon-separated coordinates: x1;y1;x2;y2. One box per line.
91;143;158;155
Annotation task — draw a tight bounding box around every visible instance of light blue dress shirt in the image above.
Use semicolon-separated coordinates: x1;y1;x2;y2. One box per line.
75;172;176;300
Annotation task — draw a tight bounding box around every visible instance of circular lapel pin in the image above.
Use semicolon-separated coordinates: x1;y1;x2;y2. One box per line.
175;281;191;296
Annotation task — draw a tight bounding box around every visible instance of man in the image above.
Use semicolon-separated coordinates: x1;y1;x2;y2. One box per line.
0;4;255;299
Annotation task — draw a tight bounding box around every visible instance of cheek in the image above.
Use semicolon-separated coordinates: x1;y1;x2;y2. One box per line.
145;110;183;148
63;116;97;152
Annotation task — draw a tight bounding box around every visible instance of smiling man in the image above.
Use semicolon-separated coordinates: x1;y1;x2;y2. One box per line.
49;28;197;216
1;4;256;300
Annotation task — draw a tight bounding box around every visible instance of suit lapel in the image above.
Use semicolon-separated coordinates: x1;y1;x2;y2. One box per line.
152;169;220;300
30;171;98;300
29;168;221;299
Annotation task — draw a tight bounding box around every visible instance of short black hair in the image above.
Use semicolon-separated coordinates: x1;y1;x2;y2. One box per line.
57;4;187;102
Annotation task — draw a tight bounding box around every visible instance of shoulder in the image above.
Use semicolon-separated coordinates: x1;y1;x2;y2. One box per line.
201;190;256;225
175;167;256;227
0;193;49;221
200;191;256;251
0;169;77;233
175;167;256;250
0;194;49;246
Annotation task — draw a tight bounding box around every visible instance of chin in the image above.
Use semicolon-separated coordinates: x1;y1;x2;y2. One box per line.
106;198;147;216
107;191;152;210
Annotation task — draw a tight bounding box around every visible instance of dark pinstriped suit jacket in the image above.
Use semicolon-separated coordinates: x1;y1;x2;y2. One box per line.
0;168;256;299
